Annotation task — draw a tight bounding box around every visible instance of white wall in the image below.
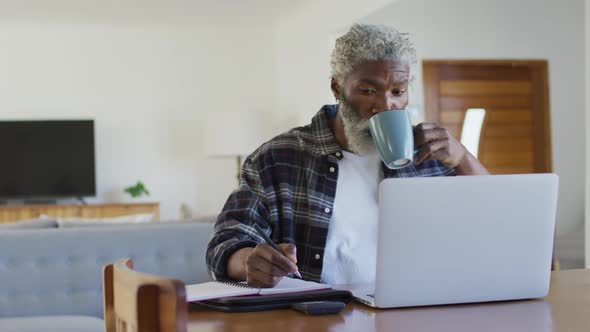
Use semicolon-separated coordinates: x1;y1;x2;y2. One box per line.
585;0;590;268
273;0;396;125
0;21;277;220
356;0;586;236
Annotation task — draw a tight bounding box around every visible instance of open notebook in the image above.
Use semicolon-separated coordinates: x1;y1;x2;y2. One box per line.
186;277;331;302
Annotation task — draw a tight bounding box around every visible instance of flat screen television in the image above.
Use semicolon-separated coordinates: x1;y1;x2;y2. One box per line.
0;120;96;199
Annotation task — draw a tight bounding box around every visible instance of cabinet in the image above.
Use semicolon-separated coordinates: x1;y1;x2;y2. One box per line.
0;203;160;223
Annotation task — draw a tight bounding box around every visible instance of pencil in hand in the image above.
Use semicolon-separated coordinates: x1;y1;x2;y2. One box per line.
252;223;303;279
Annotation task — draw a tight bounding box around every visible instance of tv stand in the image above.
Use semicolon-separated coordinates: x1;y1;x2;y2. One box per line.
25;199;59;205
0;199;58;206
0;202;160;223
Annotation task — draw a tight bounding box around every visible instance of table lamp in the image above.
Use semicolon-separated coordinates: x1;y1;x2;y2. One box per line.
204;111;269;185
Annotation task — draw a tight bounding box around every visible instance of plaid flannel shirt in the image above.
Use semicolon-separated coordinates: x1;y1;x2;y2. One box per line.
206;104;455;282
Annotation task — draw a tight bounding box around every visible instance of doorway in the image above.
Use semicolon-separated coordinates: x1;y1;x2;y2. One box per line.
422;60;551;174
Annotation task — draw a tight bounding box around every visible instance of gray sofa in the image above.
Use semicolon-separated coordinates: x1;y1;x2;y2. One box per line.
0;222;214;332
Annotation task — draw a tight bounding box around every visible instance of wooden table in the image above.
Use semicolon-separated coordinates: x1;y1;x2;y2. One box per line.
188;269;590;332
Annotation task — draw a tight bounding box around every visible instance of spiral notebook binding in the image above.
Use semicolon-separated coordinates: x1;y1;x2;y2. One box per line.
217;280;257;289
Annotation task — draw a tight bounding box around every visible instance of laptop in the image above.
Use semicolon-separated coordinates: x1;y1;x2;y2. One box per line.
352;174;558;308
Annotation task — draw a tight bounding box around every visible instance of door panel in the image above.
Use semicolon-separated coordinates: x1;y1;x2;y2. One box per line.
439;95;532;111
423;60;551;174
439;80;531;96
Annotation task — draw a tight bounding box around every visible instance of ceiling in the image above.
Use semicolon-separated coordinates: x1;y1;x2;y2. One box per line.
0;0;311;24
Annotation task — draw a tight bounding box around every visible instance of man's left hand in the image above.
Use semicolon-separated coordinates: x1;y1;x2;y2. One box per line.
413;123;467;169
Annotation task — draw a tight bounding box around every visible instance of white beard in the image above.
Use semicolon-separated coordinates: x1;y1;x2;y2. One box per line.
338;98;376;155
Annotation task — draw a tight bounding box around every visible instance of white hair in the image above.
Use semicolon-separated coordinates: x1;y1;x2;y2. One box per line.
330;23;417;83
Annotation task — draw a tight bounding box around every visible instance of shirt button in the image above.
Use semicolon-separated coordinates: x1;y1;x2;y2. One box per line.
314;254;321;260
329;167;335;173
335;152;341;157
324;208;331;213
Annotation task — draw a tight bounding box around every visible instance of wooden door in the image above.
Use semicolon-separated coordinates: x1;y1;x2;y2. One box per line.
423;60;551;174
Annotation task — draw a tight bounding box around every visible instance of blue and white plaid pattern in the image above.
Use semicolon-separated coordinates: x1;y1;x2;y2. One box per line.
206;105;455;282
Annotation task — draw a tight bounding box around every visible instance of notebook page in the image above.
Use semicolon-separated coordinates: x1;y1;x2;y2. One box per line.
186;281;258;302
258;277;331;295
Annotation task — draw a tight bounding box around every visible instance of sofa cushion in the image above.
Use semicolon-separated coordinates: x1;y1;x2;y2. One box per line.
0;222;213;318
0;315;103;332
160;215;217;224
187;215;217;224
54;213;154;228
59;215;218;228
0;218;58;230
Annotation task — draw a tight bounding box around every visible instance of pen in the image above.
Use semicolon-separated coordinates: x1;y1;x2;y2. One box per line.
252;223;303;279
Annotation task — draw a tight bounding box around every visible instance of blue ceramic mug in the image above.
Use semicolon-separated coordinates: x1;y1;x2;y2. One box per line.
368;110;414;169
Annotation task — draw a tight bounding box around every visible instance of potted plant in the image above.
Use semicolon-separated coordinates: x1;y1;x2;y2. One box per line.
124;181;150;201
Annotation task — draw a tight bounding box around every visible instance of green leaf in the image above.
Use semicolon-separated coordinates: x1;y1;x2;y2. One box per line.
124;181;150;198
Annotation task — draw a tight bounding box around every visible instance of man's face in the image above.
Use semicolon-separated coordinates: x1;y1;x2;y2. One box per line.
334;59;410;155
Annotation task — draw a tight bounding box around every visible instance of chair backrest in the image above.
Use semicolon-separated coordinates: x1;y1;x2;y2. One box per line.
104;259;187;332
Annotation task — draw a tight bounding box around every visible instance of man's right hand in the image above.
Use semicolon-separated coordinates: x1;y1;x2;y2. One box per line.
227;243;299;288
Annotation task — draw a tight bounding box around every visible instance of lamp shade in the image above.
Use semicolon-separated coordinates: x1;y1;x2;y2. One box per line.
203;111;270;157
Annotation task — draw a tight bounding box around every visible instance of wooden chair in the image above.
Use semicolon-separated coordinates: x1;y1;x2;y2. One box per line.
103;259;188;332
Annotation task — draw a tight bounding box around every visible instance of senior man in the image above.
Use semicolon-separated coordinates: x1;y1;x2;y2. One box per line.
207;23;489;288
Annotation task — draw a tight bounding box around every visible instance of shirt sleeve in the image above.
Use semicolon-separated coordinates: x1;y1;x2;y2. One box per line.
206;155;272;280
428;159;457;176
445;165;457;176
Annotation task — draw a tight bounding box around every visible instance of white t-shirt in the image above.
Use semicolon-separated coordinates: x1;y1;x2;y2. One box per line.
320;150;382;285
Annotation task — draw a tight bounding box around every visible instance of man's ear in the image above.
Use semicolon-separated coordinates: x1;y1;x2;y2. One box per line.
330;77;341;101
